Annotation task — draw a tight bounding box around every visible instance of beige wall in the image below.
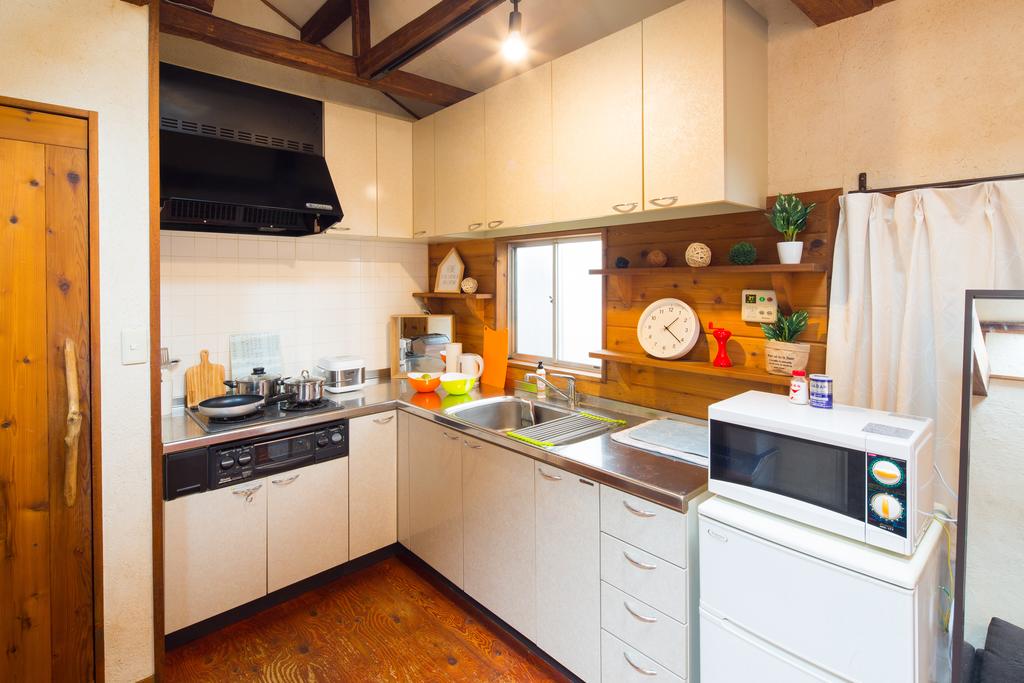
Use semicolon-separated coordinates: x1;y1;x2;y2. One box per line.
758;0;1024;193
0;0;153;681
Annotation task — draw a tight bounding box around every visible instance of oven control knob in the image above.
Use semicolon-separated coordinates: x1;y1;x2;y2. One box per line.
219;455;236;470
316;434;329;448
870;493;904;521
870;459;903;487
330;430;343;445
236;453;252;466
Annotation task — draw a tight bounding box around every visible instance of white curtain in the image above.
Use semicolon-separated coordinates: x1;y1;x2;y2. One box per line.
826;180;1024;508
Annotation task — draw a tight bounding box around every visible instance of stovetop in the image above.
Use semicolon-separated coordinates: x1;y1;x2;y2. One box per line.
187;399;339;434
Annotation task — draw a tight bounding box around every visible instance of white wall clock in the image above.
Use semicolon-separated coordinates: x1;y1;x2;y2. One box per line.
637;298;701;360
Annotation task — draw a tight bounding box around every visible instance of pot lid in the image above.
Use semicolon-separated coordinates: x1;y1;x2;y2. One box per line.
284;369;324;386
236;366;281;382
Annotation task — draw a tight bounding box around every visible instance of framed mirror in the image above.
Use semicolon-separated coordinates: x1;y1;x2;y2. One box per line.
390;314;454;379
953;290;1024;682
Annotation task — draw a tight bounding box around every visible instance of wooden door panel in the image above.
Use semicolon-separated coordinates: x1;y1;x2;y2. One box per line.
44;145;93;680
0;137;53;682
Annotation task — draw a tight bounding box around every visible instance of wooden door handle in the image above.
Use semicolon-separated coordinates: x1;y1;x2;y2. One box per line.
63;339;82;507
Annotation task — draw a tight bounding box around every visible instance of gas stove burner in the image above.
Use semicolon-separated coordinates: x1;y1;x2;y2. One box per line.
204;409;266;424
280;399;330;412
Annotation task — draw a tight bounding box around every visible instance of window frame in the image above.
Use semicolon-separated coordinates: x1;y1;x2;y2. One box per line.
506;231;604;371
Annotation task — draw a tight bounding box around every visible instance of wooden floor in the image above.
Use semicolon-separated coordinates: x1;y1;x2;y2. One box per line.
165;556;569;682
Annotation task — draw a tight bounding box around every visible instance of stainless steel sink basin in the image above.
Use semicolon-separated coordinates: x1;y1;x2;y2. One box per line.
444;396;574;433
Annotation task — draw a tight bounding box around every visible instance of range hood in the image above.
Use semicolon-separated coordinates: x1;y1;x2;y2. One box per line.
159;64;342;237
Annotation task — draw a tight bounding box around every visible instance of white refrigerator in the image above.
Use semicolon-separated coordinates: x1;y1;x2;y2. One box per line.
698;496;947;682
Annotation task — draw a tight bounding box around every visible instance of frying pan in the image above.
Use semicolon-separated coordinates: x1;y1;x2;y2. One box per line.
196;392;294;419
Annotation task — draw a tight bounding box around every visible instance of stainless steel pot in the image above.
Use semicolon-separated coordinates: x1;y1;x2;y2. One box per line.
224;367;286;399
283;370;324;404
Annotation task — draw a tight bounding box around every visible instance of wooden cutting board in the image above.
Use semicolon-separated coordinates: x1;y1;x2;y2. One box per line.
185;350;225;408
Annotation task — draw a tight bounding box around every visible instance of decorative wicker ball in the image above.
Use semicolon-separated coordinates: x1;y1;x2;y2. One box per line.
685;242;712;267
645;249;668;267
460;277;479;294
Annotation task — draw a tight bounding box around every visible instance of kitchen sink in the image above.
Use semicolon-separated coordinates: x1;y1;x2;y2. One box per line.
444;396;574;433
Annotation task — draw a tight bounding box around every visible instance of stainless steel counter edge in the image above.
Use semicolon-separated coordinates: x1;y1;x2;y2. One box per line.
162;382;709;513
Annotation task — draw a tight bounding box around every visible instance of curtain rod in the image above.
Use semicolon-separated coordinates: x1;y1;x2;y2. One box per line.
854;171;1024;194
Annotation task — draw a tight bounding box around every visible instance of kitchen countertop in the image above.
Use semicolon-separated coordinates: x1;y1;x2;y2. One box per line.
162;380;709;512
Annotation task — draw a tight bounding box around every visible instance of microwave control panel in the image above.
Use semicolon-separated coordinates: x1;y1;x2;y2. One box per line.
866;455;908;538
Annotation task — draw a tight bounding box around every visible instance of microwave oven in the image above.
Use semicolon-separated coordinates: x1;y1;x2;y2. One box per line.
708;391;934;555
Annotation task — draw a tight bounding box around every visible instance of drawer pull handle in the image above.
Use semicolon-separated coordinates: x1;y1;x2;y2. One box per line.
468;222;483;231
464;440;482;450
648;195;678;207
612;202;638;213
442;432;461;441
271;474;300;486
623;601;658;623
538;467;562;481
706;527;729;542
373;415;395;424
487;220;504;229
623;551;657;571
623;652;659;676
623;500;656;518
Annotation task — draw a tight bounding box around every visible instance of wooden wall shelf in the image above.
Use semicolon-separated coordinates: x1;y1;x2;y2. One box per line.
590;263;827;310
413;292;494;324
589;349;794;387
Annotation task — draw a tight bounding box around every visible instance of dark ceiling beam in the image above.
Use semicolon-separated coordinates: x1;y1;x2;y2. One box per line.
357;0;505;80
159;1;474;107
351;0;371;58
790;0;895;27
300;0;351;44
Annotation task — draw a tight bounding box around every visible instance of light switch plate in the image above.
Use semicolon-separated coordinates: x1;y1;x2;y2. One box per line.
121;327;149;365
741;289;778;323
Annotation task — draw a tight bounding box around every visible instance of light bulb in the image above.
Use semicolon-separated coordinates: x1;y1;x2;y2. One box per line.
502;31;527;62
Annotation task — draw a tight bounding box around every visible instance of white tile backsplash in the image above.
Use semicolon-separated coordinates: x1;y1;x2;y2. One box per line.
161;232;428;399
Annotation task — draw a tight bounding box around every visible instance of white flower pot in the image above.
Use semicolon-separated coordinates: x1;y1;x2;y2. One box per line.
764;340;811;376
777;241;804;264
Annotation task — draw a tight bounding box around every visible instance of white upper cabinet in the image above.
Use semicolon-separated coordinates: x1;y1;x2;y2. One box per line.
375;116;414;239
434;93;486;236
412;117;436;238
324;103;378;236
485;63;553;231
643;0;767;212
552;23;643;222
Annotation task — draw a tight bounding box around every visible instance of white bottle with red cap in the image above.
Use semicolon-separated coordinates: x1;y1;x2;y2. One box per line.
789;370;809;405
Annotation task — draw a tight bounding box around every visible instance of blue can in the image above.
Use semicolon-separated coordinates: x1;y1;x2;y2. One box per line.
809;374;833;409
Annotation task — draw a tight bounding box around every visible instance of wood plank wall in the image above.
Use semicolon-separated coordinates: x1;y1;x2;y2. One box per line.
427;189;840;419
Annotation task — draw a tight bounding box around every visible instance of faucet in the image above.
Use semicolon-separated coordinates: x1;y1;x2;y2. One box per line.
525;372;581;410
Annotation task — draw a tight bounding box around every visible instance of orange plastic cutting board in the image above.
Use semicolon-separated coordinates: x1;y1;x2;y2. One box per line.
481;327;509;388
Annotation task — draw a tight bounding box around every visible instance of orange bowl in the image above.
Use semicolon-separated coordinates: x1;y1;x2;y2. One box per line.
407;372;441;393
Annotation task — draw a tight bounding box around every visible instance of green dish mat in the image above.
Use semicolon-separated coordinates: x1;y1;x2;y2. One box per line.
506;432;556;448
578;411;627;426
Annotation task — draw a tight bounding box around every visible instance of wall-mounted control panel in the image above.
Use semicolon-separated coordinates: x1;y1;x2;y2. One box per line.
741;289;778;323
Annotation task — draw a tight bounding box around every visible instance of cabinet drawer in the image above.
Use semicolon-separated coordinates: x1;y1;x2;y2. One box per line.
601;630;685;683
600;533;687;623
601;582;688;678
600;485;687;567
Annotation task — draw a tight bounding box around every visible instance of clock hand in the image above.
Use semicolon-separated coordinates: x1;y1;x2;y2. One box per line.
663;319;682;343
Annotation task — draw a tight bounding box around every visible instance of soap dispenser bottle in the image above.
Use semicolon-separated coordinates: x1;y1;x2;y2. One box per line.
535;361;546;399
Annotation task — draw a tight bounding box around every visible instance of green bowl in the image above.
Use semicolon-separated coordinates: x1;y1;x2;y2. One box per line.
440;372;476;395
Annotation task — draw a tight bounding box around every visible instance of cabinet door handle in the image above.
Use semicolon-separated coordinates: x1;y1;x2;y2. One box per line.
413;230;427;237
373;415;395;425
612;202;638;213
537;467;562;481
63;339;82;507
233;483;263;502
331;225;352;232
706;527;729;543
467;222;483;231
623;499;656;518
442;431;461;441
624;601;658;623
272;474;300;486
463;440;482;449
623;652;659;676
623;551;657;571
648;195;678;207
487;220;504;229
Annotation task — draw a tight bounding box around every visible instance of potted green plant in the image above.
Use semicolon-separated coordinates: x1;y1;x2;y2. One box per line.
762;310;811;375
766;194;816;264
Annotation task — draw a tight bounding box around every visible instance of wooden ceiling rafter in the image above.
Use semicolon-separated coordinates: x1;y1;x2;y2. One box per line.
351;0;371;58
790;0;896;27
301;0;352;44
356;0;506;80
158;1;474;106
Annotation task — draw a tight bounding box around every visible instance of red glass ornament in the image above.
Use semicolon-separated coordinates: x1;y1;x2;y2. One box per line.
708;322;733;368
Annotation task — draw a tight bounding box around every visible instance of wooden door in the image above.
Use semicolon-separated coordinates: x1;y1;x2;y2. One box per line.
433;94;485;236
349;411;398;559
0;103;95;681
552;23;643;222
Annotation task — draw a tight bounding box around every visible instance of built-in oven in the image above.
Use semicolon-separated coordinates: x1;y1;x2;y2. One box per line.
708;391;934;556
164;419;348;499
